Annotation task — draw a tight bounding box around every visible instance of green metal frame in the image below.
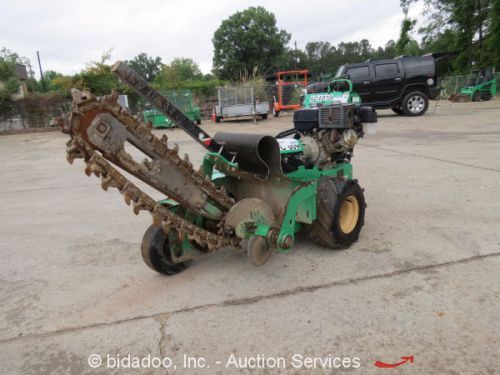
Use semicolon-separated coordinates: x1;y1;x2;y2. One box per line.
160;152;353;255
274;164;352;252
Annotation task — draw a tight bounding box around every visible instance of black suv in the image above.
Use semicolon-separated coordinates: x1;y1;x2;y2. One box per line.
308;54;441;116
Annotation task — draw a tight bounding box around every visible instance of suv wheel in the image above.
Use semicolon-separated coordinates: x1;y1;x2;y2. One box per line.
391;106;404;115
402;91;428;116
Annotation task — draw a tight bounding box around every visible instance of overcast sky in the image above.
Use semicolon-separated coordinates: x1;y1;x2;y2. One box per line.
0;0;423;78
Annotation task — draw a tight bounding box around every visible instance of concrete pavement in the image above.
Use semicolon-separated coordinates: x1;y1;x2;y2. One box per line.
1;100;499;374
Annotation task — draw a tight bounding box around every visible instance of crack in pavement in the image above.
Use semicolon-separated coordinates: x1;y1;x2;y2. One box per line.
154;314;170;359
1;251;499;345
360;144;500;173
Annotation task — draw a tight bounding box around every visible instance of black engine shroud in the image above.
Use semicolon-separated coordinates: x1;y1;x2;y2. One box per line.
293;104;377;134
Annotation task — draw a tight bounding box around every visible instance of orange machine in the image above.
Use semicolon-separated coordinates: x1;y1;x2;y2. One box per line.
272;70;309;117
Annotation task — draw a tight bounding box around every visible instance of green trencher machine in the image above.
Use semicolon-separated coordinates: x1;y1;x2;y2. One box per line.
58;63;378;275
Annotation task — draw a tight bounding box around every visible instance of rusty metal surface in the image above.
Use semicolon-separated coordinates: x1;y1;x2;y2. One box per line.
247;235;272;266
63;89;238;251
224;198;276;239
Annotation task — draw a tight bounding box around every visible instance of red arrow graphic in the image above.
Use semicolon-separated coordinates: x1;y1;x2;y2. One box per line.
374;356;414;368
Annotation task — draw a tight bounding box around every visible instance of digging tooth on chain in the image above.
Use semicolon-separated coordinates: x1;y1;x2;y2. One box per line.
123;193;132;206
100;175;112;191
100;174;121;191
91;165;102;177
121;182;134;205
84;163;92;176
66;151;79;165
132;200;148;215
64;93;237;253
65;140;84;164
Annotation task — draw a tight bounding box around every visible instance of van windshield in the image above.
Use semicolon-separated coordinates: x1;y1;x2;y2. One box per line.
334;65;346;78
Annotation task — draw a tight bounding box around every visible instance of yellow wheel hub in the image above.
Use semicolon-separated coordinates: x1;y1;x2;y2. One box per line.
339;195;360;234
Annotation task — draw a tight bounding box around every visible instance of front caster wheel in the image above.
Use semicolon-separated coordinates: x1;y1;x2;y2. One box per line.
247;236;272;266
141;225;191;275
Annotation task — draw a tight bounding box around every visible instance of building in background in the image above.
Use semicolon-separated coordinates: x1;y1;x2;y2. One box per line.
11;64;29;100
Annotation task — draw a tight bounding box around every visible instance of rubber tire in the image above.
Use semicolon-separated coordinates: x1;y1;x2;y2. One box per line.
196;119;201;125
261;114;268;120
391;106;404;115
402;91;429;116
308;178;366;249
141;225;191;275
481;91;492;101
472;91;482;102
215;116;221;123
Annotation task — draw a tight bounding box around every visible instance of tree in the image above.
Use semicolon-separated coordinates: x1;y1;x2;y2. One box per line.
303;39;390;80
212;6;291;80
396;18;420;56
304;42;336;78
374;40;397;59
0;47;35;98
79;51;122;95
165;58;202;81
43;70;64;92
0;47;33;72
0;58;20;99
491;0;500;69
275;48;308;71
128;53;162;82
153;57;203;87
401;0;496;72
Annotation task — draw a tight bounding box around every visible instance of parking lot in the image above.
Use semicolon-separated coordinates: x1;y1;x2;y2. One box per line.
1;99;500;374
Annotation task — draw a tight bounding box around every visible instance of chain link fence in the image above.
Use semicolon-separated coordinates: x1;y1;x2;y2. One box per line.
437;72;499;99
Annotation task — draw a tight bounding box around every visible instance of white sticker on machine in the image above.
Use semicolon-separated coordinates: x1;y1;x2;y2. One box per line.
277;138;302;152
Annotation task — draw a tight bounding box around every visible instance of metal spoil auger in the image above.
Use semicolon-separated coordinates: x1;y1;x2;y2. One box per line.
58;61;377;275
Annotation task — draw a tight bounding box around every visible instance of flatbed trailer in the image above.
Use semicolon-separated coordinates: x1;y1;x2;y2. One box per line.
214;87;269;122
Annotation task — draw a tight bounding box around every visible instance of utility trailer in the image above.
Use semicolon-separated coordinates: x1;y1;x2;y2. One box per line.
272;70;309;117
214;87;269;122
